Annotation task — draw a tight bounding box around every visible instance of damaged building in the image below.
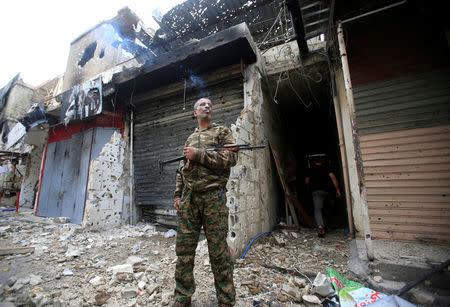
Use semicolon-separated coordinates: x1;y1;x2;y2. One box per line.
0;74;47;209
5;0;449;262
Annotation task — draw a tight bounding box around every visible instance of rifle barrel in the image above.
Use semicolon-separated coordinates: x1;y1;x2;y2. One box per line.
161;155;185;165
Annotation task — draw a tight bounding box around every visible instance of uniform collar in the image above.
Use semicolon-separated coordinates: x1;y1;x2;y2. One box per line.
194;122;217;132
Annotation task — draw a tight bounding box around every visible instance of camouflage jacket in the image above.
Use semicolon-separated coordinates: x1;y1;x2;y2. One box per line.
174;123;237;200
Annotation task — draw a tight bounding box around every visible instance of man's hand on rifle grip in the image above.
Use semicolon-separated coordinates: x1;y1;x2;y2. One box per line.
174;199;181;210
183;147;197;160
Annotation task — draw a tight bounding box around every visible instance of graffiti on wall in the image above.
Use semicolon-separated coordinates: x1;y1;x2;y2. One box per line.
61;77;102;125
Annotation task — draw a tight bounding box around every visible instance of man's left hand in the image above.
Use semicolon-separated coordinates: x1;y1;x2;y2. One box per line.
183;147;197;160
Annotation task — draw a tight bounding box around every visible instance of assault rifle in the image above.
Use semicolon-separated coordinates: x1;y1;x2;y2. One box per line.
159;144;265;173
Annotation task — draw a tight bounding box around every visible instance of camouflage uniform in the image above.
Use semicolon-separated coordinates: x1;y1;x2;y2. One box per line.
174;123;237;305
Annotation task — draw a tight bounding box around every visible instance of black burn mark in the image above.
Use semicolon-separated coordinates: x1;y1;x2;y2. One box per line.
78;42;97;67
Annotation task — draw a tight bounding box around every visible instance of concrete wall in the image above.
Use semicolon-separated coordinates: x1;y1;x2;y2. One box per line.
62;7;152;91
82;131;131;228
63;23;123;90
19;143;46;209
1;81;44;121
0;81;44;152
227;63;279;257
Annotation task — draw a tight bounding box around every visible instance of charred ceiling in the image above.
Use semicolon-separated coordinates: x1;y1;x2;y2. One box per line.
151;0;294;52
111;22;258;103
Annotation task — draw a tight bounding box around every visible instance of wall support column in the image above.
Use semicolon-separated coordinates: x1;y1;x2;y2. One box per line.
337;21;374;260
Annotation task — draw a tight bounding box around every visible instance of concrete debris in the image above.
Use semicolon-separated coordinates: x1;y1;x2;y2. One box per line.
126;255;145;267
53;217;71;224
89;276;105;286
64;244;81;258
111;263;133;275
281;283;303;301
62;269;73;276
137;280;146;290
312;272;334;296
273;233;287;245
28;274;43;286
122;286;139;298
373;275;383;283
161;291;173;305
302;294;322;305
164;229;177;238
0;210;362;306
95;291;111;305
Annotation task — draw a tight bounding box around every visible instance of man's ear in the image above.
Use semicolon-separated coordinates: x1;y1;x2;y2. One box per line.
193;109;198;117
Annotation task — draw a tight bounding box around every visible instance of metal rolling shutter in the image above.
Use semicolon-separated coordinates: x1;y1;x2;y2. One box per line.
354;70;450;244
133;76;243;225
354;69;450;135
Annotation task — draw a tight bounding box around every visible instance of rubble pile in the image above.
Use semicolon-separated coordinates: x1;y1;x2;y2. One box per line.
0;210;356;306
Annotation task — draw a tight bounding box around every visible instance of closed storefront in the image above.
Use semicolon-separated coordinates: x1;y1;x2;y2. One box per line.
345;5;450;243
133;72;244;225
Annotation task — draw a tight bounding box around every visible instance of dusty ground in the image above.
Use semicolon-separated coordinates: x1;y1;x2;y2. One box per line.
0;209;359;306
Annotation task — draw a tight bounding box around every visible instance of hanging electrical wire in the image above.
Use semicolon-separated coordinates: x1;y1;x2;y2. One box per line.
258;1;295;51
257;6;283;49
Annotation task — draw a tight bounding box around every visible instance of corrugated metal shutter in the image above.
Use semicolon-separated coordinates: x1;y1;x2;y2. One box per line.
133;76;243;224
353;69;450;135
345;9;450;244
353;69;450;244
360;125;450;244
37;127;118;224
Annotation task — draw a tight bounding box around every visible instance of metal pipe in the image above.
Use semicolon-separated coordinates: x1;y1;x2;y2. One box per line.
341;0;407;24
337;21;374;260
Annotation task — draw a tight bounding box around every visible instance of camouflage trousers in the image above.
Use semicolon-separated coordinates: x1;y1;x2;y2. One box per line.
174;187;236;305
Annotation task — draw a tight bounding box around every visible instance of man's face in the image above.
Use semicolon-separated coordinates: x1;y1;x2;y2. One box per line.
194;99;212;120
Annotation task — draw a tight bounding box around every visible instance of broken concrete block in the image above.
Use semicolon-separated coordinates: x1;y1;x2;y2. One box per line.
62;269;73;276
89;276;105;286
126;256;145;267
164;229;176;238
302;294;322;305
146;283;159;295
312;272;334;297
64;244;81;258
28;274;43;286
137;280;146;290
94;291;110;305
373;275;383;283
122;286;139;299
14;294;34;306
293;277;307;289
282;284;302;301
53;217;71;224
134;272;144;280
110;263;133;275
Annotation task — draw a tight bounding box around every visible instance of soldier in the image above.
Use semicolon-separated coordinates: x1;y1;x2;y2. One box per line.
172;97;237;307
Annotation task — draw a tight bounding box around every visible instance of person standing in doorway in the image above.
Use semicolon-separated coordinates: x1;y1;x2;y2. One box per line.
172;97;237;307
305;154;342;237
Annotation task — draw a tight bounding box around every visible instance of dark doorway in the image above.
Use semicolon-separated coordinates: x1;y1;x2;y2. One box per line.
267;64;348;230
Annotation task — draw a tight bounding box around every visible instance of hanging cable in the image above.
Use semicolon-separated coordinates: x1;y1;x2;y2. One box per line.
183;78;187;110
